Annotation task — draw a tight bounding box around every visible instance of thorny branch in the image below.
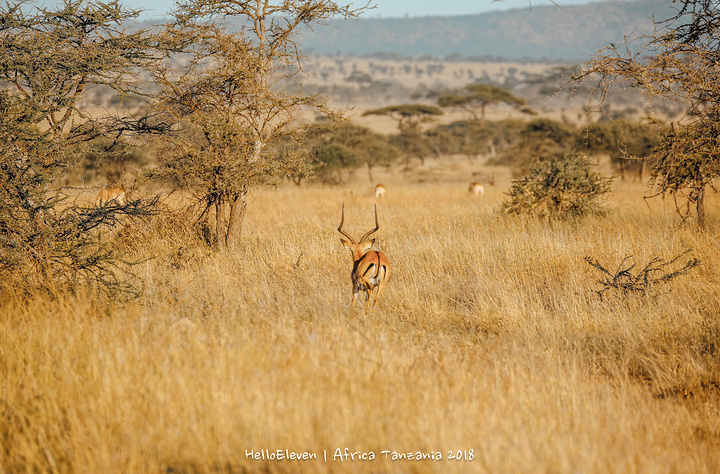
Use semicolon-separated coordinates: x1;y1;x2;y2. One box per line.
585;250;701;299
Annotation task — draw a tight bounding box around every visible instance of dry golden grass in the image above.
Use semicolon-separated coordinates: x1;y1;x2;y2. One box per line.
2;158;720;473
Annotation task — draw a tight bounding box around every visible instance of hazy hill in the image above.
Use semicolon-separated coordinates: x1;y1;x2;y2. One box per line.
298;0;676;62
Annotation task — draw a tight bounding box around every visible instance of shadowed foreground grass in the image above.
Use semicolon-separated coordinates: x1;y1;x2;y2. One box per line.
2;177;720;472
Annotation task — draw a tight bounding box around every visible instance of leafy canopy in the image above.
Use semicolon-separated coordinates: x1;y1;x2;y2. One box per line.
0;0;161;297
148;0;371;249
437;84;527;121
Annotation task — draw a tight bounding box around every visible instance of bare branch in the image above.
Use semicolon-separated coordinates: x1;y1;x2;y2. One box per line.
586;251;701;299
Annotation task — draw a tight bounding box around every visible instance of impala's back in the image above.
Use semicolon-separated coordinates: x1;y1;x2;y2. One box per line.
338;205;391;308
96;186;126;206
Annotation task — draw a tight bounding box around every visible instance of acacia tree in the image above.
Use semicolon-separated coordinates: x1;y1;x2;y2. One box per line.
150;0;370;249
328;123;399;182
577;119;660;181
576;0;720;227
437;84;528;122
363;104;442;167
363;104;444;131
289;121;398;184
434;85;527;161
0;0;161;296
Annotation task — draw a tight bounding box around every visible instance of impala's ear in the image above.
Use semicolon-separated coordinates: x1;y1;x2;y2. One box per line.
340;238;351;248
364;239;375;249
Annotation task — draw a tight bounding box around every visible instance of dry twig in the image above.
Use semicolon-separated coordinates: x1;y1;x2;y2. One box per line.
585;251;700;299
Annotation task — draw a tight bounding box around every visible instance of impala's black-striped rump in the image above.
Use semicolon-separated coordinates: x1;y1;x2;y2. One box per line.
354;251;387;286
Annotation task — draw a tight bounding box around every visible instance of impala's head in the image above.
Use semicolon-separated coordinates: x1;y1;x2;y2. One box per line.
338;204;380;260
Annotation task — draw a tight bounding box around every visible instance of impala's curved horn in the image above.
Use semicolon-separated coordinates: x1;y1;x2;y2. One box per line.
338;204;356;243
359;205;380;244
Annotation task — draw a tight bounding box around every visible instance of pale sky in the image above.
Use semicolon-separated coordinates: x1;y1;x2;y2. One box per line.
63;0;605;20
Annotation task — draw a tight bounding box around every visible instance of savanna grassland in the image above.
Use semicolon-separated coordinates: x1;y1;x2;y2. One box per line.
2;159;720;473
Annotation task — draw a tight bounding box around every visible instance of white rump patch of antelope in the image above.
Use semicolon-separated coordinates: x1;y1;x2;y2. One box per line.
374;184;386;198
468;182;485;195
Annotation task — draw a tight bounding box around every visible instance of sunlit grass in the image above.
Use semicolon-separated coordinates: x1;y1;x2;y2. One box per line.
2;160;720;472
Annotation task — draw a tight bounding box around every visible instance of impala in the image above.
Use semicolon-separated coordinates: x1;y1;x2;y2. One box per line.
95;185;126;207
374;184;386;198
338;205;391;308
468;182;485;195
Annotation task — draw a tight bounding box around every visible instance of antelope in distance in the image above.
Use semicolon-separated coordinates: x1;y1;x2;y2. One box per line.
338;205;391;309
95;185;126;207
468;182;485;195
374;184;386;198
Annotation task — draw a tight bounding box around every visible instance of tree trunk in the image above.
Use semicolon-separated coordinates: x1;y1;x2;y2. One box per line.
487;138;496;157
696;186;706;229
638;159;647;181
432;139;442;159
226;191;248;249
464;133;472;162
215;197;227;250
367;163;374;183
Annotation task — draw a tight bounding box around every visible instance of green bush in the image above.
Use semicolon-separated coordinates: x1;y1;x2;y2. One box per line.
490;118;577;176
502;154;614;219
313;143;359;184
577;119;660;180
304;122;399;183
425;119;525;159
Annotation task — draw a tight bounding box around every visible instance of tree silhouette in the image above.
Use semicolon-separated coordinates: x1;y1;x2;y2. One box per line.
363;104;442;167
303;122;399;183
364;104;444;129
149;0;369;249
576;0;720;227
437;84;528;122
0;0;162;296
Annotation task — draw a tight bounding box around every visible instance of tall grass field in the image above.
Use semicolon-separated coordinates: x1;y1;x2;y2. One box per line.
2;161;720;473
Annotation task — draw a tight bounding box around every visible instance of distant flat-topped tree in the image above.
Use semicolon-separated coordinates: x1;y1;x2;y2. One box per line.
438;84;529;122
363;104;444;131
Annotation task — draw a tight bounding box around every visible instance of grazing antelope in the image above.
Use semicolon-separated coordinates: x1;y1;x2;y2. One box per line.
338;205;391;309
374;184;386;198
95;185;126;207
468;182;485;195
